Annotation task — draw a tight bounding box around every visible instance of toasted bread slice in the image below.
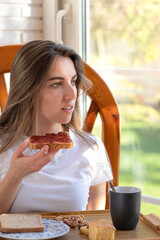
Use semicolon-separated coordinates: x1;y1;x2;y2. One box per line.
0;214;45;233
29;132;74;150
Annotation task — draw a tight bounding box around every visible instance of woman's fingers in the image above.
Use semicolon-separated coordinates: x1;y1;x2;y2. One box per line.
33;145;49;158
45;149;59;159
32;145;59;165
14;141;58;162
33;146;58;159
12;139;29;159
27;148;57;172
12;143;59;177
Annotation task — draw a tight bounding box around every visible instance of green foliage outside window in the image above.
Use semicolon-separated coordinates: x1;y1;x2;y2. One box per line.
90;0;160;214
90;0;160;67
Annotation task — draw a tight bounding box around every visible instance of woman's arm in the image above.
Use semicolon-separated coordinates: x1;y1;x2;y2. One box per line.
87;182;106;210
0;139;58;213
0;170;22;214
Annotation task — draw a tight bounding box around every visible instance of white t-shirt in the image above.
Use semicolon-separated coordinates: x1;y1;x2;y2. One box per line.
0;131;113;213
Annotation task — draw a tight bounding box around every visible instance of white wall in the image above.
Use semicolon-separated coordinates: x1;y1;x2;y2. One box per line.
0;0;43;46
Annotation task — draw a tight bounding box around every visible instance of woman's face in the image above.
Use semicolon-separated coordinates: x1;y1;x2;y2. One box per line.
37;56;77;132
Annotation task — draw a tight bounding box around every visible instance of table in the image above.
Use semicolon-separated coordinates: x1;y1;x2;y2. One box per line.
40;210;160;240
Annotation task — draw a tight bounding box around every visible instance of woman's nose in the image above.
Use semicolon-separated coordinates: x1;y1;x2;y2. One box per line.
64;84;77;100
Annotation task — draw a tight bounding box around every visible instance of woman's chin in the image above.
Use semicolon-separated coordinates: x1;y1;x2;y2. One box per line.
60;119;71;125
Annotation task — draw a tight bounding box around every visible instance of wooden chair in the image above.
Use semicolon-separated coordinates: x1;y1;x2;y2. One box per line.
0;44;120;209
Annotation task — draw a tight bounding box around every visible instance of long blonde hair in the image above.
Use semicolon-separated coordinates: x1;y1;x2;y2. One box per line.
0;40;94;153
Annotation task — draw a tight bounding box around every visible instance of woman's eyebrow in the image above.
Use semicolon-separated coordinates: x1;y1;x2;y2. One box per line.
48;74;77;81
48;76;64;81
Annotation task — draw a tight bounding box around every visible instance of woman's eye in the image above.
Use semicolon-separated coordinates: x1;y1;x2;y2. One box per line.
51;82;62;87
71;79;78;86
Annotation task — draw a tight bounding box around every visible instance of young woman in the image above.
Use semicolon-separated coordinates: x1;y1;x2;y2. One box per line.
0;40;113;213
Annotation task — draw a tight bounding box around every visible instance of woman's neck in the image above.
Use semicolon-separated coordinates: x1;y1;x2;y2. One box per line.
29;123;63;136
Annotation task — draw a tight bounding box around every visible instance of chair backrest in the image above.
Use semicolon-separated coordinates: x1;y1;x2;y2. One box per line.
0;44;120;209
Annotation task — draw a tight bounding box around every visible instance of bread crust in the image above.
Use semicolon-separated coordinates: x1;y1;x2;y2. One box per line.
28;141;74;150
0;226;44;233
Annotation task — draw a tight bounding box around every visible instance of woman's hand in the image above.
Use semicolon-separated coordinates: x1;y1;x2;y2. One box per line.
0;139;58;214
6;139;58;183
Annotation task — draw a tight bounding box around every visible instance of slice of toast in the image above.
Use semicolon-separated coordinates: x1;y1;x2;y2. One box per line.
29;131;74;150
0;214;45;233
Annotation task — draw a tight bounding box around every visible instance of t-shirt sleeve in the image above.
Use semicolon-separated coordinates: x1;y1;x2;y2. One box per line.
90;136;113;186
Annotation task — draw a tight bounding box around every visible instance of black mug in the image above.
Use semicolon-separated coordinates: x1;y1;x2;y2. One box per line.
109;186;141;230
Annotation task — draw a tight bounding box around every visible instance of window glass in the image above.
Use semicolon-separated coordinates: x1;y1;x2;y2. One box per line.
89;0;160;214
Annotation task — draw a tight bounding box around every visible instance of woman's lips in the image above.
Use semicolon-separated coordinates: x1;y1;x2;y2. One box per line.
61;106;73;113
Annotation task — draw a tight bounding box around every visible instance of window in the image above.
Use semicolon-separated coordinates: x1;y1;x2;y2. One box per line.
89;0;160;214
